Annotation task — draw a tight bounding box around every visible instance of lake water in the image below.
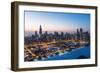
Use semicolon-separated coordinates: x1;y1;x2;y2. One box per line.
43;46;90;61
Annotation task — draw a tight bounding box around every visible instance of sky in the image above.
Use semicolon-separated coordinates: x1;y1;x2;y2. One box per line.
25;11;90;33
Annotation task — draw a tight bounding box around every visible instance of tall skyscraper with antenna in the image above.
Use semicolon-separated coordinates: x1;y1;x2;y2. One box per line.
39;25;42;37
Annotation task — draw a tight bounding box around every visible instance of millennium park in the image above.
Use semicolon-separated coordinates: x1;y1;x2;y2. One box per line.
24;11;90;61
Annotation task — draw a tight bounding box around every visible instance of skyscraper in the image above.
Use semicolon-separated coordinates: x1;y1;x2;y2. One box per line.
76;29;80;41
39;25;42;36
35;31;38;36
80;28;83;41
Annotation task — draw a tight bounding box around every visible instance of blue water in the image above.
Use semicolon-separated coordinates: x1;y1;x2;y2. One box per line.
43;46;90;61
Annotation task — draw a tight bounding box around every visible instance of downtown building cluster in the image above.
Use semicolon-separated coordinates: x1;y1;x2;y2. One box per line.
25;25;90;44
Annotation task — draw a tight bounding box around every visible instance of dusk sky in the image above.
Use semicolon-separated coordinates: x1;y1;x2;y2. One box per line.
25;11;90;33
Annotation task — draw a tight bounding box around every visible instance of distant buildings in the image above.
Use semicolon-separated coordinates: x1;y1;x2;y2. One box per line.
76;28;90;42
24;25;90;44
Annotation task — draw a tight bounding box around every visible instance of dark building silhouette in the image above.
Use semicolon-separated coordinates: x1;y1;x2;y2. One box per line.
76;29;80;41
39;25;42;36
34;31;38;41
35;31;38;36
80;28;83;41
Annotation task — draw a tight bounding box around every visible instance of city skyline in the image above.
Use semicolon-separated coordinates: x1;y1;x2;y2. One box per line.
25;11;90;33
